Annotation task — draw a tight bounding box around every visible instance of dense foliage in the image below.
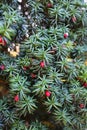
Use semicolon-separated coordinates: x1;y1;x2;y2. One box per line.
0;0;87;130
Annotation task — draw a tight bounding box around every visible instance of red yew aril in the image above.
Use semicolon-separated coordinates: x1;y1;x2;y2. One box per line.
0;36;3;43
47;3;53;8
79;103;85;109
0;65;5;70
31;73;36;78
45;90;51;97
14;95;19;102
40;61;45;68
64;33;68;38
83;82;87;88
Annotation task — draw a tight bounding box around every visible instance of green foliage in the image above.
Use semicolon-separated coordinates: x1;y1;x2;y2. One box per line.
15;96;37;116
11;120;28;130
44;95;61;112
0;0;87;130
54;108;72;126
29;120;48;130
9;74;31;97
33;76;52;96
79;65;87;81
0;4;27;43
48;67;63;83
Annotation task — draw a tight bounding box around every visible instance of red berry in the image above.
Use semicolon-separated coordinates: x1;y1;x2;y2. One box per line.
72;16;76;23
23;66;29;71
0;65;5;70
64;33;68;38
0;37;7;46
0;36;3;43
83;82;87;88
79;103;85;109
47;3;53;8
2;39;7;46
14;95;19;102
31;73;36;78
40;61;45;68
45;90;51;97
23;66;27;71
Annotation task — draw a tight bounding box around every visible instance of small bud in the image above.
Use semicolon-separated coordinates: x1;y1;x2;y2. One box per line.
27;15;31;20
25;11;29;16
8;48;10;52
18;5;21;10
25;33;29;38
18;0;22;2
